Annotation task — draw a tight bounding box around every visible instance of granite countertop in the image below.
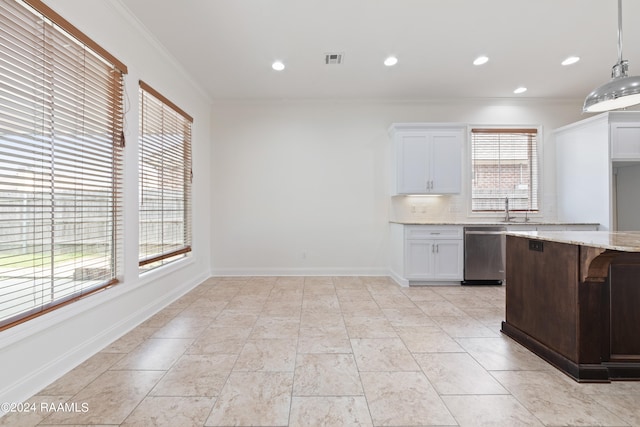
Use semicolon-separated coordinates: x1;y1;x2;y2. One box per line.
506;230;640;252
390;221;599;226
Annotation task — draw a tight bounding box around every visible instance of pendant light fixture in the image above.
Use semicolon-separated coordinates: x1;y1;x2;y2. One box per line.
583;0;640;112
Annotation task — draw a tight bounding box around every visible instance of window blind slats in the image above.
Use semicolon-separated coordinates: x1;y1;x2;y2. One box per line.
471;129;539;212
139;82;192;273
0;0;125;330
19;0;127;74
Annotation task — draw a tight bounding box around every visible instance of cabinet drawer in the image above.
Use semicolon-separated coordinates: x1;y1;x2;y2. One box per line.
406;226;462;240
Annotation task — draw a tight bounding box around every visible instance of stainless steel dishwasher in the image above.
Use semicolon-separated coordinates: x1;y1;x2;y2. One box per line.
461;226;506;285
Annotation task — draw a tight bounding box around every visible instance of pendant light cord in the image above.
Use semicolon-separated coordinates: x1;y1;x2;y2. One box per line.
617;0;623;64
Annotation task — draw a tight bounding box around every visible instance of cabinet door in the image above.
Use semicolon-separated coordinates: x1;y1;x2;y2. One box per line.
430;131;462;194
611;123;640;160
405;240;434;279
432;240;464;280
397;134;429;194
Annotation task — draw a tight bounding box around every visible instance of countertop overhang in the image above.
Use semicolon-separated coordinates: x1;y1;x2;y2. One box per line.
506;230;640;252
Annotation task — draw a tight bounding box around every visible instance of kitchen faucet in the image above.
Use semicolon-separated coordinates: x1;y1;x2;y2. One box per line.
504;196;513;222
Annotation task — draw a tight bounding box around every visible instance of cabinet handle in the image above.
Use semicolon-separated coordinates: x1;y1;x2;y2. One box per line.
432;244;435;253
435;244;439;253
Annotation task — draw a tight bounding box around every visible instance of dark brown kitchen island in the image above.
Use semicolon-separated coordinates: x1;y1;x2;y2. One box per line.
501;231;640;382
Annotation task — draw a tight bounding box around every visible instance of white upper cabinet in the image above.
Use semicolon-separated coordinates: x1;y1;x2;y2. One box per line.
611;122;640;161
398;133;431;194
390;124;464;195
430;132;464;193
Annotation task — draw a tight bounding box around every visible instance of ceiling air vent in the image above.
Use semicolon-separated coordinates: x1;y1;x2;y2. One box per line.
324;53;344;65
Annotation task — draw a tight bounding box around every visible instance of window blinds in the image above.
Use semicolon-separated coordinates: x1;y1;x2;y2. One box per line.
139;81;192;272
0;0;126;328
471;128;539;212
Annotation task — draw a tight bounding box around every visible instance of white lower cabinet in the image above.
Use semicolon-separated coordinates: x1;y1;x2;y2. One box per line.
390;224;463;286
389;223;598;287
406;239;463;280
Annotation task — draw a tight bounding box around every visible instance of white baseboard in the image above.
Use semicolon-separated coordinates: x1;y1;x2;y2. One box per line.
407;280;463;286
388;270;409;287
210;267;390;277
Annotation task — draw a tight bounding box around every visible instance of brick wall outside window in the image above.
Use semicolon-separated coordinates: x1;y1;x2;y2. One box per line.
471;129;539;212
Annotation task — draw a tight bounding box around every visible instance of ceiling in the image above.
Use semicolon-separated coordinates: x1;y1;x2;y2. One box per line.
117;0;640;103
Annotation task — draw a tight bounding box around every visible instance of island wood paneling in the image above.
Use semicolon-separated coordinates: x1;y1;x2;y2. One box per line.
609;262;640;360
505;235;579;361
503;234;640;382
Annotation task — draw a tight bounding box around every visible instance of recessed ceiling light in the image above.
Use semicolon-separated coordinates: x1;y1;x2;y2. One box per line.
514;86;527;94
272;61;285;71
561;56;580;66
384;56;398;67
473;56;489;66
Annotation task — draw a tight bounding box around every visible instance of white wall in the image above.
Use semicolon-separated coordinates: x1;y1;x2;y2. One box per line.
210;101;390;275
210;98;586;275
0;0;212;406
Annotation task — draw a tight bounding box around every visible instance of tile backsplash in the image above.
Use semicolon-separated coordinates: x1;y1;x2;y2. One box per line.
390;195;467;223
390;194;555;223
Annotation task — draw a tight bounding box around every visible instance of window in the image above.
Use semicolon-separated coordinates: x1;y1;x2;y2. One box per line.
139;81;192;273
0;0;126;329
471;128;539;212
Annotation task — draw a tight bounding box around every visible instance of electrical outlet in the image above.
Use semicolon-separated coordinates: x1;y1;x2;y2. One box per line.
529;240;544;252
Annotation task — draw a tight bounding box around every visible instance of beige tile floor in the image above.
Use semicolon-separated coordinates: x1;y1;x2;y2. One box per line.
3;276;640;426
